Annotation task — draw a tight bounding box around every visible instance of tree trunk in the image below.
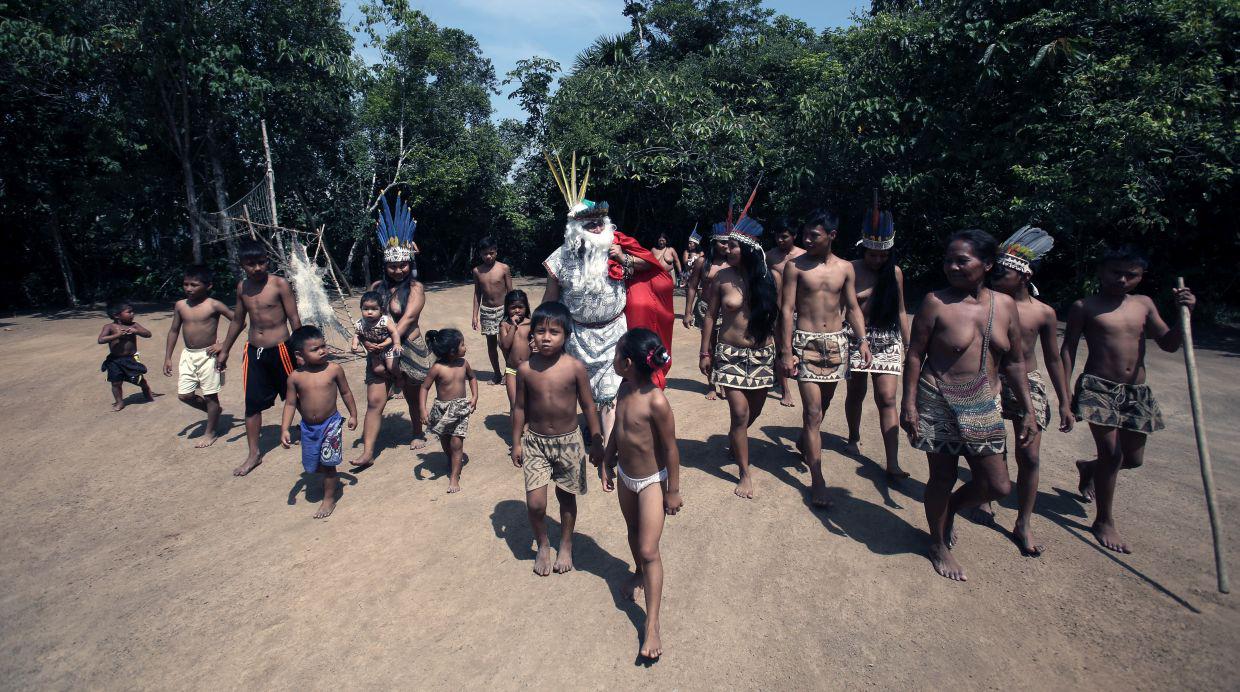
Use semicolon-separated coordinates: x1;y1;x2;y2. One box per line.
362;243;372;288
48;208;79;306
208;129;240;267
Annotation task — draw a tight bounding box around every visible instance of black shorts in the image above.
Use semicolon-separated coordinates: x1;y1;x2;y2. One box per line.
243;341;294;416
101;354;148;384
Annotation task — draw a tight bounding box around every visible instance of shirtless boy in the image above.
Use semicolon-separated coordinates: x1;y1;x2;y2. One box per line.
217;240;302;476
98;300;157;411
767;225;805;407
683;232;730;400
498;289;532;414
163;265;234;447
1060;245;1194;553
988;234;1073;556
779;211;871;507
511;301;604;576
652;233;682;283
471;236;513;384
280;326;358;519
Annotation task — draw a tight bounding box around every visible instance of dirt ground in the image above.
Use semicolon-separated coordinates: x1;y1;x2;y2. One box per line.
1;277;1237;690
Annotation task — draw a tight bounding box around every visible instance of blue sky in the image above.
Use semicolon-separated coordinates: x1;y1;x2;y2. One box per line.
341;0;867;121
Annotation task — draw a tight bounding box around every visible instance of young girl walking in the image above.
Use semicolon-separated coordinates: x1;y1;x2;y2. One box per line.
599;328;683;660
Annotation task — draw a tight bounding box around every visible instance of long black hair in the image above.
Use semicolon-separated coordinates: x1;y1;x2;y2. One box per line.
734;240;779;344
379;262;415;315
865;250;901;330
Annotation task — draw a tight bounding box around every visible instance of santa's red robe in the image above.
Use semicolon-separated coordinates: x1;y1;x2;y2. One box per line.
609;232;675;388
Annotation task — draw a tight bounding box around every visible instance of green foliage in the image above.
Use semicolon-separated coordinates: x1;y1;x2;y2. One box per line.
0;0;1234;318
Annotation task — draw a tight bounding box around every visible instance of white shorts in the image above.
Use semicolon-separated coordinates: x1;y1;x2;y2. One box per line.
178;347;223;395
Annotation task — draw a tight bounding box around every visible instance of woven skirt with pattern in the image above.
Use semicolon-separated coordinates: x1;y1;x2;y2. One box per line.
711;342;775;390
844;323;904;375
912;375;1006;457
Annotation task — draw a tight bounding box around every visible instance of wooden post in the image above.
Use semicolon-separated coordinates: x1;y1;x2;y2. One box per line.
1177;277;1229;594
260;119;285;257
241;205;258;240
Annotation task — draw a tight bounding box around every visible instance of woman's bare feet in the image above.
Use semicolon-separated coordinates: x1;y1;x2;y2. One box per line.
810;479;832;509
1092;521;1131;553
929;543;967;581
533;544;552;576
971;502;996;525
1076;459;1095;503
1012;521;1044;557
885;465;911;481
349;453;374;470
446;481;461;493
313;495;337;519
195;433;219;449
111;401;125;412
553;542;574;573
640;623;662;659
844;438;861;455
779;390;795;407
409;437;428;451
233;454;262;476
734;473;754;499
622;573;644;602
704;389;717;401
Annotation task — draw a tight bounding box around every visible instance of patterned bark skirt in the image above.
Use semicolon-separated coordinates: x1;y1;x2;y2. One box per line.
845;323;904;375
1071;373;1164;434
1000;370;1052;431
912;375;1006;457
710;342;775;390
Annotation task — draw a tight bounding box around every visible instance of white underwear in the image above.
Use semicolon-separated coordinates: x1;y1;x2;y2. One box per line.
617;464;667;494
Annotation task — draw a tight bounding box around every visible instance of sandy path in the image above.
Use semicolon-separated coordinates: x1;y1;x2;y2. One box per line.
0;278;1236;689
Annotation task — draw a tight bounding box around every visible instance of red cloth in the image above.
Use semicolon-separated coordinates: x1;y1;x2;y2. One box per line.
610;232;675;388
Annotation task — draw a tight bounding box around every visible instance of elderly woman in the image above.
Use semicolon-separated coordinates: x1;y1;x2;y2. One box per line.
901;229;1036;582
351;199;434;467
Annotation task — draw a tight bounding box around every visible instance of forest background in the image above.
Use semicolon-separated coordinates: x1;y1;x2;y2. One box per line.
1;0;1235;319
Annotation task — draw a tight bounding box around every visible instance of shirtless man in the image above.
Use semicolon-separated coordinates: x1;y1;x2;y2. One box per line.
217;240;302;476
988;243;1073;556
779;211;871;507
683;233;730;400
163;265;234;447
1061;245;1194;553
471;236;513;385
767;226;805;407
652;233;682;283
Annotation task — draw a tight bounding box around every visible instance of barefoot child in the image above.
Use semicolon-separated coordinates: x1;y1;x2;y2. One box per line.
351;291;398;381
418;329;478;493
163;265;234;446
471;237;513;384
683;230;730;401
599;328;682;660
511;301;604;576
498;289;532;413
987;227;1073;556
98;300;156;410
279;326;358;519
1060;245;1194;554
217;240;302;476
778;211;872;507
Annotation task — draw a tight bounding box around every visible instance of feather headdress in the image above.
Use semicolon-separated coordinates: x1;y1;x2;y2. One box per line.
857;189;895;250
376;193;418;264
710;182;764;259
997;225;1054;275
688;223;701;245
545;151;608;219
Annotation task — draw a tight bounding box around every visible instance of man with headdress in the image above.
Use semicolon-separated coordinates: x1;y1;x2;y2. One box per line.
541;153;673;436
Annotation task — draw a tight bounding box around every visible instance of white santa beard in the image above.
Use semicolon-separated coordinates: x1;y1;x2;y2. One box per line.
564;219;615;294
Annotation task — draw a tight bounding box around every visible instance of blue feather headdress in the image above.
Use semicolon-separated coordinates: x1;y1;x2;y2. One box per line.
688;223;701;245
857;189;895;250
376;193;418;263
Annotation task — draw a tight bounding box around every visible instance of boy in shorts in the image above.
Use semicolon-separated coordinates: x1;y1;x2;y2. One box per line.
1061;245;1195;553
163;265;234;447
471;236;513;384
98;300;157;411
280;326;358;519
511;301;604;576
216;240;302;476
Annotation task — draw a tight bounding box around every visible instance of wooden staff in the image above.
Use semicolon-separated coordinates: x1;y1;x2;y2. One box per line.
1177;277;1229;594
